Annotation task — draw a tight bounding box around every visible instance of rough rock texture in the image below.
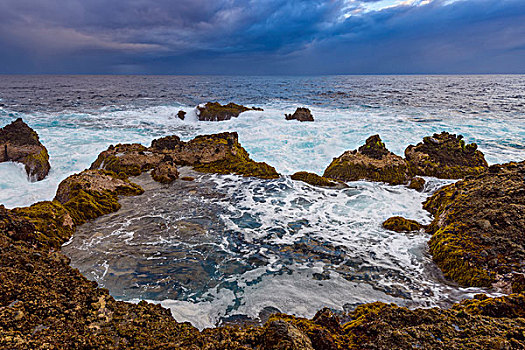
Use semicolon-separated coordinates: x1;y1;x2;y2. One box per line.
423;161;525;291
92;132;279;180
382;216;423;232
323;135;410;185
55;169;144;226
177;110;186;120
408;177;426;191
152;162;179;184
285;108;314;122
0;118;50;181
405;132;488;179
196;102;251;121
290;171;348;188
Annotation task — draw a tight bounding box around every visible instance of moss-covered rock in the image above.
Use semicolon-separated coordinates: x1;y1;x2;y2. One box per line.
423;161;525;290
323;135;410;185
13;201;74;248
408;176;426;191
196;102;251;121
55;169;144;225
285;107;314;122
291;171;347;188
151;162;179;184
405;132;488;179
0;118;50;181
382;216;423;232
93;132;279;180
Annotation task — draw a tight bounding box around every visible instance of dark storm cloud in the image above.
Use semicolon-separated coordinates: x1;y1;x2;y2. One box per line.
0;0;523;74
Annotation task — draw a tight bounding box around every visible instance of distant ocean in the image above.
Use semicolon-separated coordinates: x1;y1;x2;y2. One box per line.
1;75;524;329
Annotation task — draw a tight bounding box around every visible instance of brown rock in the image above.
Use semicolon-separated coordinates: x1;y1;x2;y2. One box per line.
382;216;423;232
285;108;314;122
0;118;50;181
177;110;186;120
196;102;251;121
408;177;426;191
151;162;179;184
290;171;347;188
262;320;314;350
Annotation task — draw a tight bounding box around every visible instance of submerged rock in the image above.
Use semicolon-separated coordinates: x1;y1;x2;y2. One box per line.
405;132;488;179
285;107;314;122
196;102;251;121
382;216;423;232
323;135;410;185
0;118;50;181
177;110;186;120
423;161;525;291
290;171;348;188
92;132;279;180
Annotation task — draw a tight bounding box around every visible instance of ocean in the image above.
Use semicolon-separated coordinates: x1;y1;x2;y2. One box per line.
1;74;524;329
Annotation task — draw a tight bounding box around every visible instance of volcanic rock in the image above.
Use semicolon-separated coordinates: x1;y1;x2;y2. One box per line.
0;118;50;181
177;110;186;120
323;135;410;185
382;216;423;232
285;107;314;122
423;161;525;291
196;102;251;121
405;132;488;179
408;177;426;191
291;171;348;188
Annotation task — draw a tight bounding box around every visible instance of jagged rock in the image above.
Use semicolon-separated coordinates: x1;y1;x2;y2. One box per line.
405;132;488;179
92;132;279;180
261;320;314;350
177;110;186;120
285;108;314;122
151;162;179;184
323;135;410;185
408;177;426;191
196;102;251;121
382;216;423;232
423;161;525;290
0;118;50;181
55;169;144;226
290;171;348;188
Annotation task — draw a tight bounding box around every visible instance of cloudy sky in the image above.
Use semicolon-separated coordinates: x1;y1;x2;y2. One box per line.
0;0;524;74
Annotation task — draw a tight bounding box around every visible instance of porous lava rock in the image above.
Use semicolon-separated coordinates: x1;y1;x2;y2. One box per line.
285;107;314;122
0;118;50;181
196;102;251;121
290;171;348;188
423;161;525;291
382;216;423;232
92;132;279;180
405;132;488;179
323;135;410;185
408;177;426;191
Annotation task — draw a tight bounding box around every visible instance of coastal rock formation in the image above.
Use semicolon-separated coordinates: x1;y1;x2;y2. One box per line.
405;132;488;179
177;110;186;120
92;132;279;180
382;216;423;232
323;135;410;185
196;102;251;121
290;171;348;188
423;161;525;291
408;177;426;191
0;118;50;181
285;107;314;122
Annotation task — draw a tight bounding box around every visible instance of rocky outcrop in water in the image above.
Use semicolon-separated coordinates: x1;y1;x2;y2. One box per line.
285;107;314;122
177;110;186;120
290;171;347;188
423;161;525;292
323;135;410;185
408;177;426;191
91;132;279;180
196;102;252;121
382;216;423;232
0;118;50;181
405;132;488;179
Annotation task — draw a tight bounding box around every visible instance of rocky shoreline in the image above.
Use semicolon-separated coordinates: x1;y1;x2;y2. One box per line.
1;119;524;349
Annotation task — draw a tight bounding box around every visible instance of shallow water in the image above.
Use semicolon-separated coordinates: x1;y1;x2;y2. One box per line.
1;75;524;329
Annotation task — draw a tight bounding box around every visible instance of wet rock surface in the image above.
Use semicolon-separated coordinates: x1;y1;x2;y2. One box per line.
91;132;279;180
323;135;410;185
196;102;253;121
424;161;525;291
405;132;488;179
0;118;50;181
290;171;348;188
285;108;314;122
382;216;423;233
